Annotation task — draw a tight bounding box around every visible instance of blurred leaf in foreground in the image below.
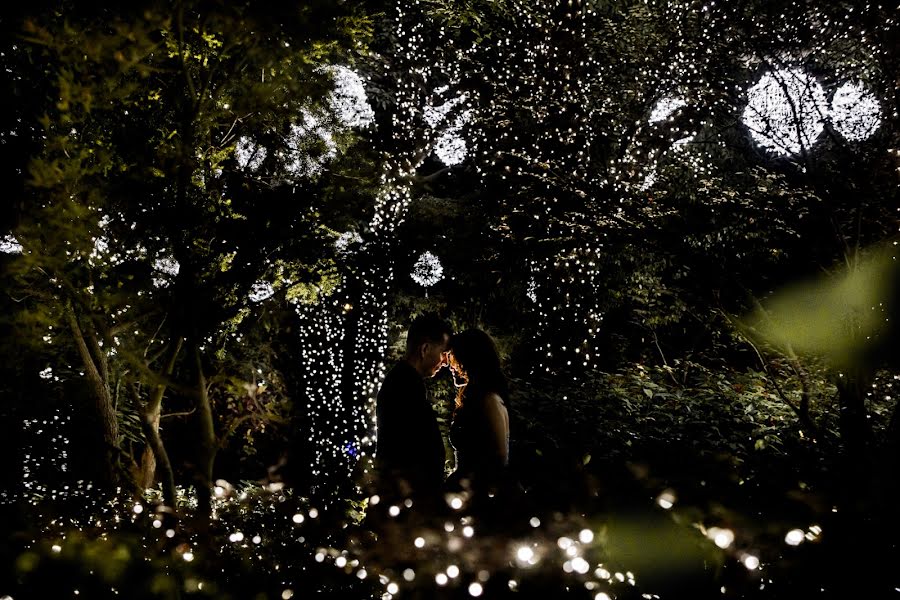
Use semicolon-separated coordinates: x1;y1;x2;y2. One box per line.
742;245;899;367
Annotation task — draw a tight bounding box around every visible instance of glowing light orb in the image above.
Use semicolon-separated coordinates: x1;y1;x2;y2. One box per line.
516;546;534;563
468;582;484;597
742;68;827;155
785;528;805;546
830;81;881;142
434;128;469;166
410;251;444;289
708;527;735;549
657;490;676;509
283;111;337;179
572;557;590;574
424;92;471;166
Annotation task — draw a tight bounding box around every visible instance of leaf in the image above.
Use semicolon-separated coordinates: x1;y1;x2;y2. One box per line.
582;454;591;465
741;245;898;366
643;388;654;398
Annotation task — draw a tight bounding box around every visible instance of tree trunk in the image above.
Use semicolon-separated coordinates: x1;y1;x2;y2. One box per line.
66;304;120;487
192;344;217;527
138;339;182;511
835;368;873;462
885;397;900;512
835;368;875;506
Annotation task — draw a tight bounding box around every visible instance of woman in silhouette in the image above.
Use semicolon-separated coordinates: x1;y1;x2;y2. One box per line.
446;329;511;504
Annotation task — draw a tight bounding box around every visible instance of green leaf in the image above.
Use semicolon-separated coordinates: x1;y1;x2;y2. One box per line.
741;245;897;366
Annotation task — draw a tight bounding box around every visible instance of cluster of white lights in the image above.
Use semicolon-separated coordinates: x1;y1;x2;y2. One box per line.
235;136;266;171
248;281;275;303
334;231;363;255
410;251;444;290
829;81;882;142
0;234;23;254
649;96;687;124
528;247;605;376
742;68;828;156
325;65;375;130
292;279;388;502
19;412;74;504
234;65;372;180
425;90;472;166
283;111;338;179
293;293;352;498
152;256;180;289
742;68;881;156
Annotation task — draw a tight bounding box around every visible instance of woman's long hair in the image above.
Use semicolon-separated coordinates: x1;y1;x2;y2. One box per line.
449;329;509;412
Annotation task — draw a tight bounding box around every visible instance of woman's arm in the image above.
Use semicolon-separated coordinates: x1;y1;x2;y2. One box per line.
483;392;510;465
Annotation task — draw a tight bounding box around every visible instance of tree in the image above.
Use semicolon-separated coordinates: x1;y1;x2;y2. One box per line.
4;0;379;519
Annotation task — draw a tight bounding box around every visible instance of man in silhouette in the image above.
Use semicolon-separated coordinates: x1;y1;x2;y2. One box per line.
373;313;452;515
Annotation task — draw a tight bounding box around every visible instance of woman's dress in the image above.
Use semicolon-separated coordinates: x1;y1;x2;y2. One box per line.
448;394;510;503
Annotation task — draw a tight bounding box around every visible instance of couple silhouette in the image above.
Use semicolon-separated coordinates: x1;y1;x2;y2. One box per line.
370;313;512;529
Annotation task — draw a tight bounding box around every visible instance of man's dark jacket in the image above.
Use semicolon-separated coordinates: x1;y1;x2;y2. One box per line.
374;361;445;498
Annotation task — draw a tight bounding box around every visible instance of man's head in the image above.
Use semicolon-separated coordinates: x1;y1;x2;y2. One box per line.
405;313;453;378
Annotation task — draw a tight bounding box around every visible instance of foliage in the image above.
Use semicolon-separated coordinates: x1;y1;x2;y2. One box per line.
2;0;382;499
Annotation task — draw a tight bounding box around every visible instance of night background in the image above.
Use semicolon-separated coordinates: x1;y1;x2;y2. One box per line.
0;0;898;598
